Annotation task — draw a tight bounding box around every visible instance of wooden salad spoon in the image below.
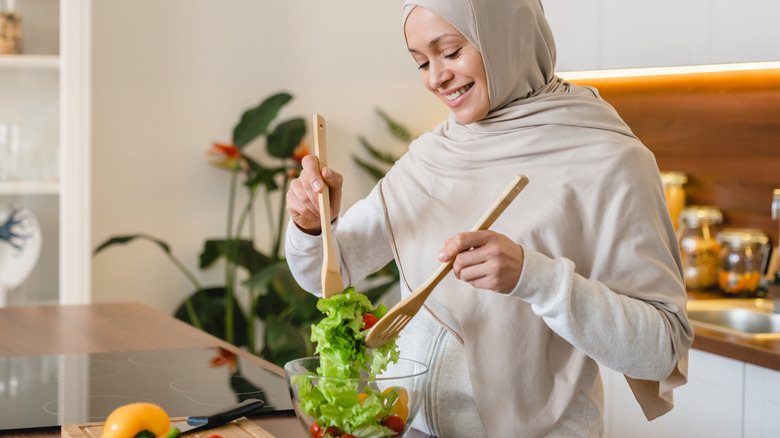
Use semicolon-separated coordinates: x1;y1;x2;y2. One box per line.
314;114;344;299
365;174;530;348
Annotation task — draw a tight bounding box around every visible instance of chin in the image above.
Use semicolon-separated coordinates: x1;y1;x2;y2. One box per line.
453;110;486;125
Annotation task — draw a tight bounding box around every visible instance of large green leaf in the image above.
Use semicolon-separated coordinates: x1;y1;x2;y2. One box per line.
243;161;285;192
200;239;271;272
232;92;293;149
250;262;321;326
266;118;306;158
93;233;171;256
262;314;311;366
174;287;248;347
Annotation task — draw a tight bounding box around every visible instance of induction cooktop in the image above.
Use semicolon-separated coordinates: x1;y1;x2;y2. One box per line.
0;347;294;432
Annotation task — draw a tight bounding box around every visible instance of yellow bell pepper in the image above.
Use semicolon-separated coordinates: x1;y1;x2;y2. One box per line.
101;403;177;438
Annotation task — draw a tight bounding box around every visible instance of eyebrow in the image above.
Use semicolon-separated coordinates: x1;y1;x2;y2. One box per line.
408;33;463;54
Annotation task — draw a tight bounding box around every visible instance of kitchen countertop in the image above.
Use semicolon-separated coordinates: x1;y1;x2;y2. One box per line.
2;298;777;438
0;303;431;438
686;291;780;371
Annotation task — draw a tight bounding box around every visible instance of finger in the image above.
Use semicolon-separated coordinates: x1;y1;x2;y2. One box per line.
321;167;344;217
287;180;321;228
301;155;324;192
438;231;490;262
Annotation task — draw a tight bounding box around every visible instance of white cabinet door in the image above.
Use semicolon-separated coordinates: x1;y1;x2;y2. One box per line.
542;1;603;72
601;0;713;69
603;349;744;438
545;0;780;71
744;364;780;437
711;0;780;64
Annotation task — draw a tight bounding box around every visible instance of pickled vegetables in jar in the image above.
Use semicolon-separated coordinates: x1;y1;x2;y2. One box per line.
661;171;687;232
678;206;723;290
717;229;770;296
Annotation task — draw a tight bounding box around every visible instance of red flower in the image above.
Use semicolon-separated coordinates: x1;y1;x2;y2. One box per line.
292;140;310;164
208;143;242;170
288;140;311;178
209;347;238;373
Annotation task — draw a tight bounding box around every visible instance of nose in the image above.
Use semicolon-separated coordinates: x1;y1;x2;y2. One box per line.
427;59;453;90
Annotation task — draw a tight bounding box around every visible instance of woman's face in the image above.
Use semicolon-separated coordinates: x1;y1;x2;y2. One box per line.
405;7;489;124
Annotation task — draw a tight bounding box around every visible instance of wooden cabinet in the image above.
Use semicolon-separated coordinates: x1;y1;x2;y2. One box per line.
0;0;91;306
544;0;780;71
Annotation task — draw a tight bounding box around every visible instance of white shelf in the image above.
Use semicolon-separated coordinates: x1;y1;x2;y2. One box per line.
0;54;60;69
0;180;60;195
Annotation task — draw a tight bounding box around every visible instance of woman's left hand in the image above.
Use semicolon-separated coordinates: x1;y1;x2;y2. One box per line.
438;230;524;294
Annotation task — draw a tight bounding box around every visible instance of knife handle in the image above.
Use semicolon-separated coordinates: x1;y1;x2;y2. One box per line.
186;399;265;427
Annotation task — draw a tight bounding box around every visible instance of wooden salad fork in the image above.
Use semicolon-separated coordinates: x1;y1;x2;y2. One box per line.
314;114;344;299
365;174;529;348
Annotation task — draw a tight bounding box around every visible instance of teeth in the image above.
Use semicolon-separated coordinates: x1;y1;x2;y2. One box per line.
445;83;473;101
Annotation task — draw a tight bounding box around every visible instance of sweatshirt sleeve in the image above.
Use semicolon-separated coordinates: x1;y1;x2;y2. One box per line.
509;248;689;381
285;184;395;296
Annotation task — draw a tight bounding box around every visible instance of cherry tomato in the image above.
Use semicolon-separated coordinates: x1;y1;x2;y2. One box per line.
381;415;405;436
310;422;323;438
361;313;379;330
205;435;223;438
340;435;356;438
323;426;342;437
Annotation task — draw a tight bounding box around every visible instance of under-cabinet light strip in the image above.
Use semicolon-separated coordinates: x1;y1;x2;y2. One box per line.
558;61;780;80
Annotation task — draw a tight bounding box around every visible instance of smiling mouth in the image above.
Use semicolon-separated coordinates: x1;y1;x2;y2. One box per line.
445;83;473;101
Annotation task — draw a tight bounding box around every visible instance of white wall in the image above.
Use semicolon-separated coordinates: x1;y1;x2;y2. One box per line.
91;1;448;312
91;1;780;314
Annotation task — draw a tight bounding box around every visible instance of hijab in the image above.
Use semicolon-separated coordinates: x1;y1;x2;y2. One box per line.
377;0;692;434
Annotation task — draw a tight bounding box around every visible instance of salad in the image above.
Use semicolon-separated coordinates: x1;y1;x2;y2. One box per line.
294;287;406;437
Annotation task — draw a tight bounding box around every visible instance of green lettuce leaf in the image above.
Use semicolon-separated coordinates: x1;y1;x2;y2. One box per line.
298;287;402;436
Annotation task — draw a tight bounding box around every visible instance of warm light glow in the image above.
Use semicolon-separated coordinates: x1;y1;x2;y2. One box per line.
558;61;780;80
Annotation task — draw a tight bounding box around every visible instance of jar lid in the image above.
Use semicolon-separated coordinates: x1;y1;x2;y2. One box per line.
717;228;769;247
679;205;723;225
660;171;688;186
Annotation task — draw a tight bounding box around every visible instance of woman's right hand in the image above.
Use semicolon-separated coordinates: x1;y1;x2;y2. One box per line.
286;154;343;235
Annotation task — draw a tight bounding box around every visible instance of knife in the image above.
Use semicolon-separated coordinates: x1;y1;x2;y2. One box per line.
173;399;265;435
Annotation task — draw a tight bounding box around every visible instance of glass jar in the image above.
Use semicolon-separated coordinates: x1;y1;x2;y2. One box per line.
661;171;687;231
717;229;770;297
678;206;723;290
0;0;23;55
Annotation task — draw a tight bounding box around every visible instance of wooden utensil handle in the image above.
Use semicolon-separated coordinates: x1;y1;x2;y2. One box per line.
408;174;529;301
313;114;344;298
314;114;331;225
470;174;529;231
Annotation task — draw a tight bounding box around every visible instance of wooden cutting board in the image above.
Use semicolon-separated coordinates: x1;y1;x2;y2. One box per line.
62;417;275;438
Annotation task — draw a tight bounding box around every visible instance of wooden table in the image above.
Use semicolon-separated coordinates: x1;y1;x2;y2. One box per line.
0;302;429;438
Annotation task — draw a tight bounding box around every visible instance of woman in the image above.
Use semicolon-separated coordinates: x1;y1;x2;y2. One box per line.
285;0;693;436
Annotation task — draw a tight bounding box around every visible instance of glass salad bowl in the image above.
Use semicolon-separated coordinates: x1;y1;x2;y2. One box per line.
285;357;429;438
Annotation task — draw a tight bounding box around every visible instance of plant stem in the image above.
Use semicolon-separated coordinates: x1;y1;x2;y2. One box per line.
225;170;239;345
272;172;290;261
234;185;258;355
164;251;205;330
264;188;275;256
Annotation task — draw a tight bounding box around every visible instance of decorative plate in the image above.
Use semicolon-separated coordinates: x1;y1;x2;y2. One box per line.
0;205;42;297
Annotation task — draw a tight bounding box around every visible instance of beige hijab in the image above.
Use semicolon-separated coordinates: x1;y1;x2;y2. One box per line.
378;0;692;434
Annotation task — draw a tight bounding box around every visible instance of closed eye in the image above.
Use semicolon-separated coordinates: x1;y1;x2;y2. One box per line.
417;61;430;70
444;48;462;59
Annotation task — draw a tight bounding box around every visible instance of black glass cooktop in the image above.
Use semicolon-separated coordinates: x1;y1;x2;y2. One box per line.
0;347;294;432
